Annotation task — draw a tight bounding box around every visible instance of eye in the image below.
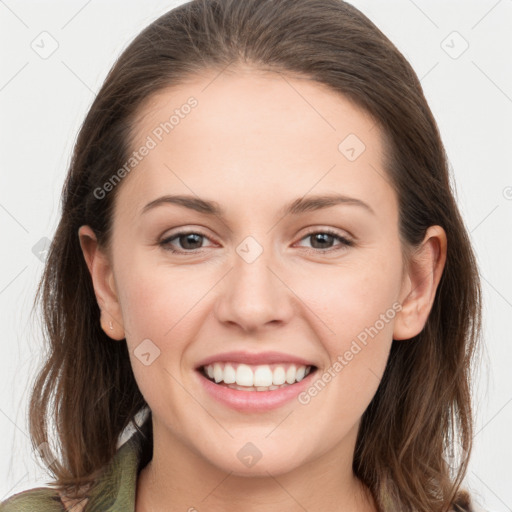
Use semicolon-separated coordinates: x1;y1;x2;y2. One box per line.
159;231;215;253
296;229;354;252
158;228;354;255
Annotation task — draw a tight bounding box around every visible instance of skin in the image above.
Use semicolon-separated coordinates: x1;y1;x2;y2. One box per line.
79;65;447;512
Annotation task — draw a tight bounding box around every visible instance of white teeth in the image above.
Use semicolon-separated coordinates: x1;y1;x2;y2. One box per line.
213;363;223;383
285;366;296;384
203;362;313;388
236;364;254;386
254;365;273;387
225;382;290;391
296;366;306;382
272;366;286;385
223;363;236;384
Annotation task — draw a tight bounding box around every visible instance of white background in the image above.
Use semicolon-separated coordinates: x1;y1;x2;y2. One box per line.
0;0;511;510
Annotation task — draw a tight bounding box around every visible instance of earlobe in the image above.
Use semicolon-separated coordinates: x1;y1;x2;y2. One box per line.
393;225;447;341
78;225;125;340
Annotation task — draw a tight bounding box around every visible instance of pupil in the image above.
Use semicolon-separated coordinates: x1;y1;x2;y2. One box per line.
181;233;202;249
312;233;332;248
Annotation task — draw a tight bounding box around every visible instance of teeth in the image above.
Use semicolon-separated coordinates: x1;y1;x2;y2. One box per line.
254;365;273;387
213;363;223;383
272;366;286;385
224;364;236;384
227;382;290;391
236;364;254;386
286;366;296;384
203;362;313;388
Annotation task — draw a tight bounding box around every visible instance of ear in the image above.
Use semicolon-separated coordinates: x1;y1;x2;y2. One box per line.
78;225;125;340
393;225;447;340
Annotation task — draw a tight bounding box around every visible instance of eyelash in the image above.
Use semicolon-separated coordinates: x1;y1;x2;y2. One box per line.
159;228;354;255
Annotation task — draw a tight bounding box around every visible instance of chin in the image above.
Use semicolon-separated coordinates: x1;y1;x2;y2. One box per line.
202;440;311;478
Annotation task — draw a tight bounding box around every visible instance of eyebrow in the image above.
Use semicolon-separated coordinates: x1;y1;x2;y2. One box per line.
141;193;375;218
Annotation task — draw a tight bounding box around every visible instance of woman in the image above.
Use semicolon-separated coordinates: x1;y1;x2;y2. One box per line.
0;0;481;510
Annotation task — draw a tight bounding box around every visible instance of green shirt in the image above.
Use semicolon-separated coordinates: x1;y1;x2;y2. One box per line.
0;428;147;511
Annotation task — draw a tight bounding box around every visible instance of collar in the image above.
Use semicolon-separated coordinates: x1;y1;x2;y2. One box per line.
82;426;149;511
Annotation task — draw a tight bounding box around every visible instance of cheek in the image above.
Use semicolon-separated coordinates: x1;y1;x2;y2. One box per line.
114;262;204;416
116;257;209;341
295;247;401;405
296;249;402;344
298;277;397;435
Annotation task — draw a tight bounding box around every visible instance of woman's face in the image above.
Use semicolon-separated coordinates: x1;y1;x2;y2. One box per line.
85;67;414;477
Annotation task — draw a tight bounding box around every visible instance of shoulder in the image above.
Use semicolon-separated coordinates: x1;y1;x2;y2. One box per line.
1;483;93;512
0;486;64;511
1;417;151;512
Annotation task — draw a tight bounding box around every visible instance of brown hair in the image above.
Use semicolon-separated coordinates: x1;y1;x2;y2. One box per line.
28;0;481;510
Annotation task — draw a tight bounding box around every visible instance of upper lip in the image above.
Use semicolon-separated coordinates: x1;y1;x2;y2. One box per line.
195;351;317;369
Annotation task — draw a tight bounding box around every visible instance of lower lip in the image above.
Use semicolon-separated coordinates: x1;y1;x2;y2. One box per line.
196;368;317;412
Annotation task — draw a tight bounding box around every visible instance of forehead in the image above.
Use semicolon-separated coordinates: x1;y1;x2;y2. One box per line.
132;66;380;154
116;67;394;222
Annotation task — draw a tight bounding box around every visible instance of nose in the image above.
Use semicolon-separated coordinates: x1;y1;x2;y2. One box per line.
214;241;295;333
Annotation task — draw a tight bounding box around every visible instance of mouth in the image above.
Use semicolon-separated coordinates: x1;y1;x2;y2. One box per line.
198;362;318;392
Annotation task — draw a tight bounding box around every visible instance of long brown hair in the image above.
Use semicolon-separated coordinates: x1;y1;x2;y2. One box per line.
28;1;481;510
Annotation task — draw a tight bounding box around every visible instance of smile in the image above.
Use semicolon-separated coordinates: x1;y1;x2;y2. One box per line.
201;362;314;391
196;358;319;412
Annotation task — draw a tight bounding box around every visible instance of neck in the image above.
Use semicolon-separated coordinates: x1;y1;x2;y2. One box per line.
135;421;377;512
